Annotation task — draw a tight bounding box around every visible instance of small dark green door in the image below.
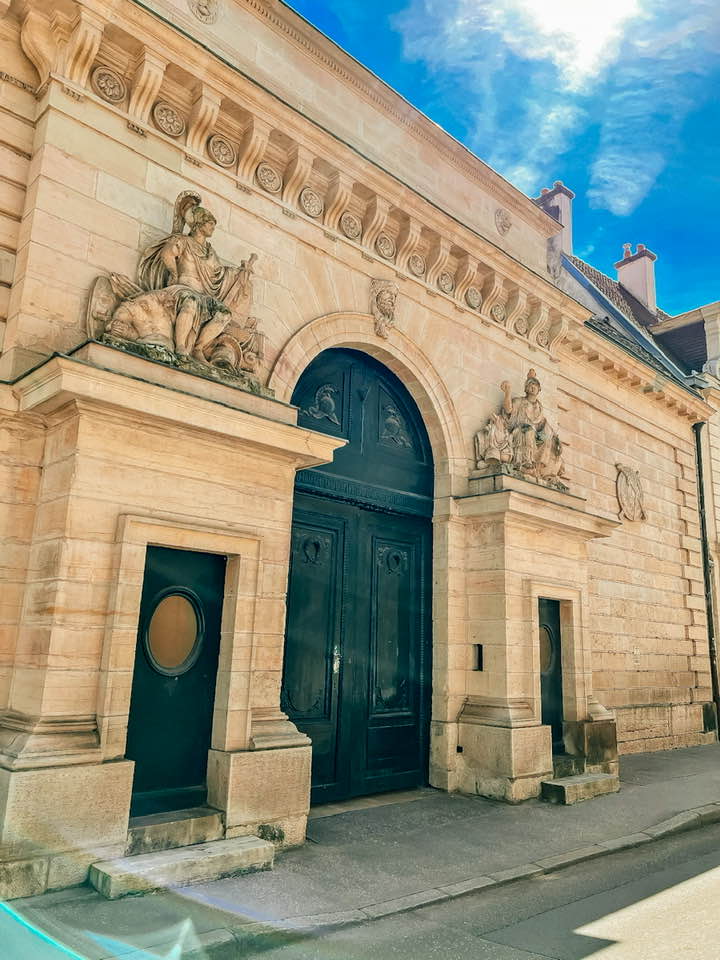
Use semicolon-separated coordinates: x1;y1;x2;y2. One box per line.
283;349;433;804
539;598;564;752
126;546;226;816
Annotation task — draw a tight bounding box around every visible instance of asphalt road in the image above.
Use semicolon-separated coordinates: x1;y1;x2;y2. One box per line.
235;822;720;960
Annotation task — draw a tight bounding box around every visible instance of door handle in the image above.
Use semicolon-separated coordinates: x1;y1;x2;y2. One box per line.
332;648;341;674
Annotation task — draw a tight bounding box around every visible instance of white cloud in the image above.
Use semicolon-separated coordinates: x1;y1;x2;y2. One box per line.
393;0;720;215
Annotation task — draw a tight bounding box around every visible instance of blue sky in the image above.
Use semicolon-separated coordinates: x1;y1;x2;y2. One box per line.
287;0;719;316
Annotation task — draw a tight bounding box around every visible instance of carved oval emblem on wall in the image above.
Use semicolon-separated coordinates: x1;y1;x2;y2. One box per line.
375;233;396;260
465;286;482;309
152;101;186;138
616;463;646;522
299;187;324;218
187;0;220;23
490;303;507;323
515;315;529;335
495;207;512;235
438;271;455;294
408;253;426;277
339;211;362;240
90;66;126;104
255;162;283;194
207;134;236;168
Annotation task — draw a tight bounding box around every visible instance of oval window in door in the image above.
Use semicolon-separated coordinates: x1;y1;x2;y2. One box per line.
145;590;204;676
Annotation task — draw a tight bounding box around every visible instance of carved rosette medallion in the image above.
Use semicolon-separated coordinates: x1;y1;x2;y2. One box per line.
515;315;530;335
616;464;646;521
408;253;426;277
370;278;398;339
495;207;512;235
490;302;506;324
207;134;236;168
299;187;324;218
536;327;550;348
339;211;362;240
90;66;126;104
255;162;283;194
438;271;455;294
152;101;186;138
465;286;482;309
187;0;220;23
375;233;396;260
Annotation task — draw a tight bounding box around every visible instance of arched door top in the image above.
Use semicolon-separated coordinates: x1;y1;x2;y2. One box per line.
292;348;434;516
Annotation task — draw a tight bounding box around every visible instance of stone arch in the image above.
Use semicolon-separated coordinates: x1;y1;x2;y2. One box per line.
268;312;466;482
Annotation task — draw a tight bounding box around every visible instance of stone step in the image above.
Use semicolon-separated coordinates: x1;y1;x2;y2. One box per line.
126;806;224;856
89;836;274;899
541;773;620;805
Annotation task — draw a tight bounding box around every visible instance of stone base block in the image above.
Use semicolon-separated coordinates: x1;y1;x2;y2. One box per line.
456;722;552;802
207;746;310;847
0;759;134;859
563;718;618;770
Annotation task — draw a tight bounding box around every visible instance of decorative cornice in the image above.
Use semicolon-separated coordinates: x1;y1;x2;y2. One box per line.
239;0;558;239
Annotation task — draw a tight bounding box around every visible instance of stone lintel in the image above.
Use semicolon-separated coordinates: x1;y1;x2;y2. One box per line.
12;353;345;469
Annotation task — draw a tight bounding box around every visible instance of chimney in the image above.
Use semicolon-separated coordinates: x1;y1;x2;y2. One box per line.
534;180;574;255
614;243;657;314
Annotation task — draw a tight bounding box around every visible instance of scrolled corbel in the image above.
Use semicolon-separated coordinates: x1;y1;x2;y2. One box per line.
323;171;353;231
186;85;222;154
282;143;313;208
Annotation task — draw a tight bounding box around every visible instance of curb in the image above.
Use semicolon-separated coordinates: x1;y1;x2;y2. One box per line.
23;802;720;958
225;801;720;944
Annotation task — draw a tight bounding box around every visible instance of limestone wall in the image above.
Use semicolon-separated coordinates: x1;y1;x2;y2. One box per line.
560;369;713;753
0;15;36;353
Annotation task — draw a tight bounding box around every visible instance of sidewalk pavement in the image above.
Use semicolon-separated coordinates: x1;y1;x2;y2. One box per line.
4;743;720;959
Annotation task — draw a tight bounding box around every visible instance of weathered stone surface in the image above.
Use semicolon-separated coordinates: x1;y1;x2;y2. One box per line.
89;835;274;899
541;773;620;805
126;806;224;856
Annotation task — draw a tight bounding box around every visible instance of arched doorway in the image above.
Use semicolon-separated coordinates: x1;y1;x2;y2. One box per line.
283;348;434;804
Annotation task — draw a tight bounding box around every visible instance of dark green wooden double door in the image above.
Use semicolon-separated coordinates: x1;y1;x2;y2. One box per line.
283;349;433;804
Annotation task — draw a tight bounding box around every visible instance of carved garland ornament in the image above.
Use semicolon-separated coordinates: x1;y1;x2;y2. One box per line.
255;162;283;194
187;0;220;23
299;187;324;218
616;464;646;521
153;101;186;138
207;134;236;168
90;66;126;104
340;211;362;240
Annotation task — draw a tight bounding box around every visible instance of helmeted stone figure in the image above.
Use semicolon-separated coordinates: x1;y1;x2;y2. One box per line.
89;191;263;377
476;369;567;488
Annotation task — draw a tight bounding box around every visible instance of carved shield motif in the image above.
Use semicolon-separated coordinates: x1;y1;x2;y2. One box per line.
616;463;646;521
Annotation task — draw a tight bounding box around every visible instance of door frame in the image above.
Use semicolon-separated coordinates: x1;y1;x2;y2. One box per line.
97;514;262;776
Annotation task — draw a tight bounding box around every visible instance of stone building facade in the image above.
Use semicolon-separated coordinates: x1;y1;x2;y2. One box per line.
0;0;716;897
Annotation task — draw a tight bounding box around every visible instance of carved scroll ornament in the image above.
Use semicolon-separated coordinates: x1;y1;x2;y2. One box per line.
87;190;265;389
474;369;568;491
370;279;398;339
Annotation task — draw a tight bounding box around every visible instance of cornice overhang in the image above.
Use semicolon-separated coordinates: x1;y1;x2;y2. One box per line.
13;353;346;466
564;325;713;423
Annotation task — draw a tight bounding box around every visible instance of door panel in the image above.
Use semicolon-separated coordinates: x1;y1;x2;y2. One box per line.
284;349;433;804
126;546;226;816
281;504;347;799
539;598;564;752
